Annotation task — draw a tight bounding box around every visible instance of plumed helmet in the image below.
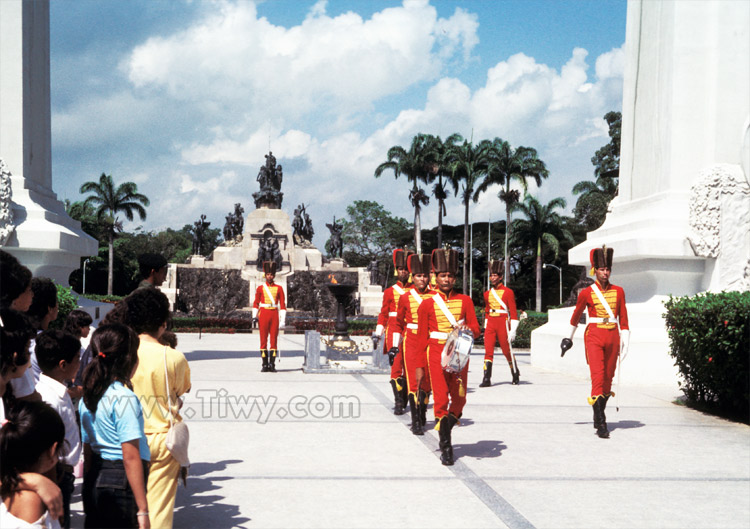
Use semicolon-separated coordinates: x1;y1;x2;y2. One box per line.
263;261;278;275
589;245;614;270
408;254;431;276
431;248;458;275
489;259;504;276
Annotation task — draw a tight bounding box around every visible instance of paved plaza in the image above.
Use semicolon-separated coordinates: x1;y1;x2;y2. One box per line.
72;333;750;529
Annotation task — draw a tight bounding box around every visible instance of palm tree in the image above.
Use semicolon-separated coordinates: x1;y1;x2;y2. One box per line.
445;135;492;294
374;134;433;253
423;134;461;250
479;139;548;282
80;173;149;295
511;194;573;311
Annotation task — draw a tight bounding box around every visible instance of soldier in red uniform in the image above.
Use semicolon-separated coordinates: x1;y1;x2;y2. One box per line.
416;249;481;465
480;260;519;387
561;245;630;439
252;261;286;372
373;249;412;415
392;253;433;435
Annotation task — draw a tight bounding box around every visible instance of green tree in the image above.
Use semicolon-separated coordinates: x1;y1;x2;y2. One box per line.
511;194;574;312
374;134;434;253
423;133;461;250
337;200;412;281
573;111;621;231
80;173;149;295
445;135;491;294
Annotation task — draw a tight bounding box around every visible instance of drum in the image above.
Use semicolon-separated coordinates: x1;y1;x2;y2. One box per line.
441;327;474;373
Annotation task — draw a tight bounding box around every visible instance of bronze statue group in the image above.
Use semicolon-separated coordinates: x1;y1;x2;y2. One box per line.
253;245;629;466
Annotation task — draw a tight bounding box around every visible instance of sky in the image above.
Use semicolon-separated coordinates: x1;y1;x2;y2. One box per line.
50;0;627;250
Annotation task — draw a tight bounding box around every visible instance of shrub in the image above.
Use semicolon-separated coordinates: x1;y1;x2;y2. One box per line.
49;284;78;330
514;311;548;348
663;292;750;419
84;294;124;304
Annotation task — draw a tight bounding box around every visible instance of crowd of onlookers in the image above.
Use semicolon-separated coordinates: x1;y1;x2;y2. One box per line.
1;250;191;529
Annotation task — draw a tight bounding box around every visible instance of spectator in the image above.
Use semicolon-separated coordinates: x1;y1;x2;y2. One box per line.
64;310;93;402
35;330;82;529
0;250;33;311
126;288;190;529
80;324;150;529
136;254;168;291
0;401;65;529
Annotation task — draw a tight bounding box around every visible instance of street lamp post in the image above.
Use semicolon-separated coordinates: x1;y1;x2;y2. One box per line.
83;258;90;295
543;263;562;306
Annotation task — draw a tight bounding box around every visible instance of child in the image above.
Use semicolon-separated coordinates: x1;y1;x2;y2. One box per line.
0;309;36;417
0;400;65;529
35;330;82;529
63;310;93;402
80;323;150;529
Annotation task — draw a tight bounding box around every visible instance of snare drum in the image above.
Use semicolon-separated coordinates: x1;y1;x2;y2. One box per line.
442;327;474;373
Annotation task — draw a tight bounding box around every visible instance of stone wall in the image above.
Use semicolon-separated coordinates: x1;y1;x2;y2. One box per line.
287;270;359;318
176;268;249;315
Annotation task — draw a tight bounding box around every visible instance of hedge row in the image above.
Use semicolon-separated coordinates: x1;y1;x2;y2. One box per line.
663;292;750;419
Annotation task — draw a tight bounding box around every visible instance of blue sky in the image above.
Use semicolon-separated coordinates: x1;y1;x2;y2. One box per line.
50;0;626;249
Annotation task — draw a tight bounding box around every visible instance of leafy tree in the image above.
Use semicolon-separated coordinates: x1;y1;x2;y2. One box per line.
511;194;574;312
422;133;461;249
573;111;621;231
445;136;491;294
80;173;149;295
374;134;434;253
337;200;412;283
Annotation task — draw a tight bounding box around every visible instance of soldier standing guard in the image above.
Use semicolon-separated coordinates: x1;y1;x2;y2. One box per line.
561;245;630;439
373;249;412;415
480;260;519;387
392;254;434;435
253;261;286;372
416;249;481;465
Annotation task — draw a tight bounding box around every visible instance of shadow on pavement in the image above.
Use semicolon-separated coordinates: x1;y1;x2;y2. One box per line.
609;420;645;431
174;459;250;529
454;439;507;459
186;350;307;362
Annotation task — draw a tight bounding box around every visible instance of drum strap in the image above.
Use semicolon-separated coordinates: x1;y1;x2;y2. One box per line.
263;284;278;308
393;285;406;296
433;293;460;328
410;289;424;307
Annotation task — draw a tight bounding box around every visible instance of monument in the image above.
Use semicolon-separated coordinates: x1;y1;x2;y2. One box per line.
531;0;750;386
0;0;97;283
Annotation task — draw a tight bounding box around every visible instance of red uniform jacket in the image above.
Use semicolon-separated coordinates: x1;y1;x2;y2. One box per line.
393;287;434;337
569;281;628;331
253;282;286;311
376;280;410;349
483;285;518;326
415;290;481;356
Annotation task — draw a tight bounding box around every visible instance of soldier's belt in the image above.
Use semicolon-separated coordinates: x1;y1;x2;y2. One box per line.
488;309;507;314
430;331;449;340
588;317;618;324
259;304;278;309
388;311;398;317
406;323;418;330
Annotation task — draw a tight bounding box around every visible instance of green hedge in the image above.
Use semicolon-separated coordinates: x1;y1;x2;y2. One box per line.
513;311;548;348
663;292;750;419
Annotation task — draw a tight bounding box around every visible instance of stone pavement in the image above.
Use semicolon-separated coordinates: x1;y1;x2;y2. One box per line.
72;333;750;529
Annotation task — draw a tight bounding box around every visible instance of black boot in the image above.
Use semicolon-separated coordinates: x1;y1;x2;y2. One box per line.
511;362;520;385
593;397;609;438
261;349;269;372
268;350;277;372
479;360;493;387
390;379;406;415
418;390;429;427
438;414;458;466
408;393;424;435
398;377;408;411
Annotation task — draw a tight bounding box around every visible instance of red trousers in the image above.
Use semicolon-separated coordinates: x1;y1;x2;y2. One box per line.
427;340;469;419
383;320;405;379
584;325;620;397
258;308;279;350
483;316;511;363
402;331;431;394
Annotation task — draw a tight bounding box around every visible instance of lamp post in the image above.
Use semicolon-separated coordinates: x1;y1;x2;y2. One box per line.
83;258;90;295
543;263;562;306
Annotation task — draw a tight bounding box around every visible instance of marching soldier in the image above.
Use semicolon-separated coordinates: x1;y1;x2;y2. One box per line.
252;261;286;372
416;249;481;465
480;260;519;386
373;249;412;415
561;245;630;439
392;253;434;435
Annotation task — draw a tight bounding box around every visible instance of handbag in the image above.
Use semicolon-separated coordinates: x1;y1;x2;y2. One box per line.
163;346;190;468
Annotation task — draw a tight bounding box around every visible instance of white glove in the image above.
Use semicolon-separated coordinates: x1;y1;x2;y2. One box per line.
509;319;519;342
567;324;577;341
620;329;630;360
252;308;258;319
374;324;384;337
279;310;286;329
391;333;401;347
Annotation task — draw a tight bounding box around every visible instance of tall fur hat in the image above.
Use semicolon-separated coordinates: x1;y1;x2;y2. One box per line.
431;248;458;275
263;261;278;275
392;249;413;275
589;245;614;274
407;254;431;276
488;259;504;276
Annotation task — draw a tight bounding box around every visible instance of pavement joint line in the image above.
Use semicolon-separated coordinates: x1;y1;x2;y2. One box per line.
352;373;537;529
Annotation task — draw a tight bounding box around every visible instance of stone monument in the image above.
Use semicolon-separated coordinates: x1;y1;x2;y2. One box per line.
0;0;97;283
531;0;750;387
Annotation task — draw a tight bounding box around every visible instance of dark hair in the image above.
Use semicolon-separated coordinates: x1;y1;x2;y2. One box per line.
63;309;93;337
0;250;32;309
100;301;130;327
82;323;139;413
34;329;81;373
27;278;58;330
123;288;170;335
138;253;167;279
0;308;36;375
0;401;65;498
159;330;178;348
